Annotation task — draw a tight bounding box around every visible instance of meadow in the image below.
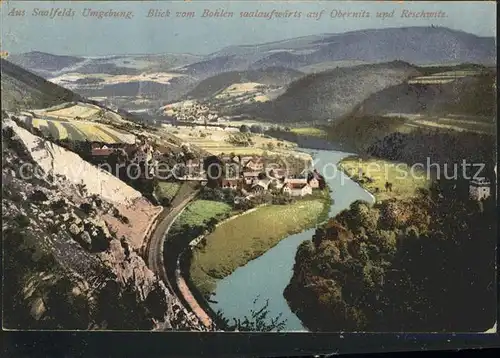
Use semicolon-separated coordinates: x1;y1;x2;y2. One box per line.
189;199;326;296
171;199;233;233
338;156;430;201
290;127;328;137
154;182;181;204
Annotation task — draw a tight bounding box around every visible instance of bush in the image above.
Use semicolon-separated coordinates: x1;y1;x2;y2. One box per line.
29;190;48;203
250;124;263;134
80;203;93;215
14;214;30;228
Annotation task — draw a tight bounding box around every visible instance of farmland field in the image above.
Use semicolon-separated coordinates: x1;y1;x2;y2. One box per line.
407;69;483;85
290;127;328;137
163;125;311;160
28;117;136;143
45;103;101;120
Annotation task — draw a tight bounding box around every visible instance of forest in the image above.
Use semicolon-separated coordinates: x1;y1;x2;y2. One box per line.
285;178;496;332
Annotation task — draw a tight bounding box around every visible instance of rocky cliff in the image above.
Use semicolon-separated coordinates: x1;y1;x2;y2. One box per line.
2;117;205;330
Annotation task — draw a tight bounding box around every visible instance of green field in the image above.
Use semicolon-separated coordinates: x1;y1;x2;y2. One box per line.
338;157;430;201
290;127;328;137
154;182;181;204
171;200;232;233
189;199;326;296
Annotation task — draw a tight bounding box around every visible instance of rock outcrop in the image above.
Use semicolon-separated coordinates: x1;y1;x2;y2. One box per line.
2;118;205;331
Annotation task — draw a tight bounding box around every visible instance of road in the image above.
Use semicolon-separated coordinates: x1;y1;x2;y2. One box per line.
145;188;214;329
146;191;197;291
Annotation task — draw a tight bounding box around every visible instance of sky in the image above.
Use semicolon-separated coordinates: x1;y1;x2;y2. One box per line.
1;1;497;56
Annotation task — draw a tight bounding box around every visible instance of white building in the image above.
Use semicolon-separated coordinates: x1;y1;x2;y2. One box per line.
469;177;491;201
283;183;313;197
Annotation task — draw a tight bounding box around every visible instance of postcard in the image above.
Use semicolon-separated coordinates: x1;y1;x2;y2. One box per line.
1;0;497;334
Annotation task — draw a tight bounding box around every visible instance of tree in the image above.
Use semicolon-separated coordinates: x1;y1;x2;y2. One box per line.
240;124;250;133
215;296;287;332
250;124;263;134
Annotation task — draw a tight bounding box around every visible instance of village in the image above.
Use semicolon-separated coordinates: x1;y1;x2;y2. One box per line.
88;136;326;205
163;100;221;124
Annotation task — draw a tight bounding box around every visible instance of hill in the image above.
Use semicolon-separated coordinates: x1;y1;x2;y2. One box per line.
1;59;83;111
7;51;85;74
327;65;496;153
184;67;303;100
177;55;250;80
239;61;420;124
352;67;496;117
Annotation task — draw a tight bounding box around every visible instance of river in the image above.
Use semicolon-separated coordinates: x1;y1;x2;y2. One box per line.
207;149;375;331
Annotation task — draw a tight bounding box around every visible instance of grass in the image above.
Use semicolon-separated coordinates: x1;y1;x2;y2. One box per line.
155;182;181;203
290;127;328;137
338;157;430;201
189;199;326;296
171;200;232;233
408;118;494;135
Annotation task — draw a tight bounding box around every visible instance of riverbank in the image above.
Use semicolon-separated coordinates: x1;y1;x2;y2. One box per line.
189;190;331;297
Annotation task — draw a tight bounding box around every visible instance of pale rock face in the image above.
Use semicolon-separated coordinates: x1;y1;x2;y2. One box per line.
8;119;142;205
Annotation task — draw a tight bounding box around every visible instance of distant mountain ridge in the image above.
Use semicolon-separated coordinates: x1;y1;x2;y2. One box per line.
11;27;494;82
206;27;496;73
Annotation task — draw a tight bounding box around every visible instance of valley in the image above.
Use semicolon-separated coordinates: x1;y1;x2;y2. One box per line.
1;23;497;333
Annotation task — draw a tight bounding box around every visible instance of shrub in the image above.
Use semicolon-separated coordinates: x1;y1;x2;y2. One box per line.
14;214;30;228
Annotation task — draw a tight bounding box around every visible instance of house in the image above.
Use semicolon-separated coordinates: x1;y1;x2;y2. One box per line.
91;147;115;157
469;177;491;200
244;157;264;172
91;142;104;150
251;180;269;194
221;178;240;190
240;156;254;164
283;183;313;197
243;171;261;185
284;177;308;185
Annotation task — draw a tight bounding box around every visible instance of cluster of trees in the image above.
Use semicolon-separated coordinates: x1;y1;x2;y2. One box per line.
285;178;496;332
226;132;254;147
239;124;264;134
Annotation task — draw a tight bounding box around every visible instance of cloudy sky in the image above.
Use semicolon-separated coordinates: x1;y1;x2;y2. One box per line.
1;1;496;56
